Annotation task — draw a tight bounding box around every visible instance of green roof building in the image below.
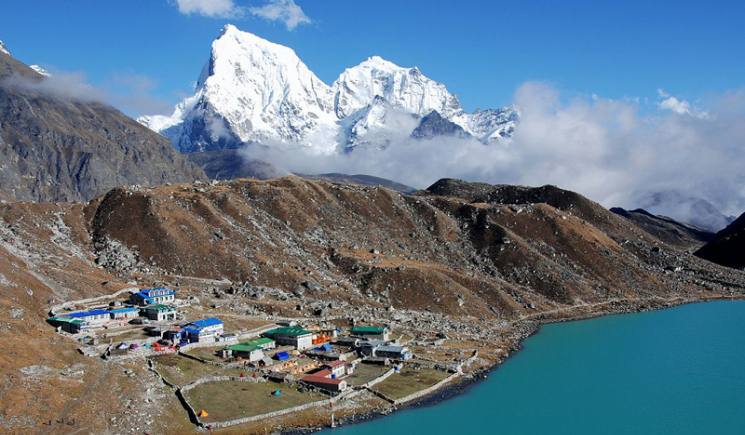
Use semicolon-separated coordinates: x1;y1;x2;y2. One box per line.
262;326;314;350
48;317;85;333
142;304;177;321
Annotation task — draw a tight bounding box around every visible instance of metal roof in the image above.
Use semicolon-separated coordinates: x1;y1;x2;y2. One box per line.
263;326;312;337
187;317;223;329
376;345;408;352
48;317;84;325
143;304;176;312
137;287;175;297
226;343;261;352
65;309;109;318
351;326;387;334
244;337;274;346
109;307;139;314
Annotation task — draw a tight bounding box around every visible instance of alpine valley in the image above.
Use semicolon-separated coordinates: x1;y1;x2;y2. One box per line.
0;15;744;435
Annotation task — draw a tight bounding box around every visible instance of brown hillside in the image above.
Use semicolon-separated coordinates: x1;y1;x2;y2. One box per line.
0;176;743;432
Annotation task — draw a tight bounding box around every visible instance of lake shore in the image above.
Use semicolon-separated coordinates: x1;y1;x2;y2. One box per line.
280;293;745;435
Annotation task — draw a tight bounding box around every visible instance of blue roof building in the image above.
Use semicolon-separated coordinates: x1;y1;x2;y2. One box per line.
59;309;110;327
181;317;224;343
65;309;110;320
188;317;223;329
130;287;176;306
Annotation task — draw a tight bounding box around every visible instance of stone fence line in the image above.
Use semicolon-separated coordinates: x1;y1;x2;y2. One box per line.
198;387;363;429
48;287;138;316
393;371;461;406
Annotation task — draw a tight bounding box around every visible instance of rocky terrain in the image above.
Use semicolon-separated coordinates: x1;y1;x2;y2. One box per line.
0;47;205;202
695;212;745;269
0;176;744;433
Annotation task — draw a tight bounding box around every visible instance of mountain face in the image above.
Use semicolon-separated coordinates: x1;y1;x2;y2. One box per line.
0;46;205;202
140;25;337;154
332;55;461;119
139;25;518;154
411;110;470;139
695;212;745;269
610;207;714;250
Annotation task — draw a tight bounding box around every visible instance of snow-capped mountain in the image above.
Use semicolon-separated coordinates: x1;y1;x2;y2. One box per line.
0;40;10;56
141;24;337;153
332;56;462;119
340;95;420;150
29;64;50;77
139;25;518;154
452;106;519;143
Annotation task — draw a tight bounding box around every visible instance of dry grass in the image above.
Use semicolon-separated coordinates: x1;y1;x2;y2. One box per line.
150;354;245;387
344;363;390;386
185;380;325;423
372;367;450;400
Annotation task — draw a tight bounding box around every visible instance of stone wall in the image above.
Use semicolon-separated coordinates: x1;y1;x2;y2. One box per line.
393;371;461;406
48;287;138;316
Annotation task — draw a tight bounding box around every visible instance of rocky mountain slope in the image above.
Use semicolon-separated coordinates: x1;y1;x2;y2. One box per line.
139;25;518;153
1;176;744;432
610;207;714;250
695;212;745;269
0;46;205;202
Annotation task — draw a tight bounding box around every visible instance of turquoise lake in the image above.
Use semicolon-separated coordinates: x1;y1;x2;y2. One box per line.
328;301;745;434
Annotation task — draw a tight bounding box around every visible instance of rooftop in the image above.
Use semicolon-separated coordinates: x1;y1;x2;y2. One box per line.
187;317;223;329
48;317;84;325
351;326;387;334
226;343;261;353
144;304;176;312
376;345;408;352
134;287;176;299
109;307;139;314
263;326;312;337
64;309;109;318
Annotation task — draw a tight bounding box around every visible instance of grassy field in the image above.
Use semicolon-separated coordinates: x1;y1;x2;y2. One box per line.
182;346;225;362
185;380;325;423
372;367;450;400
344;363;390;386
150;354;245;386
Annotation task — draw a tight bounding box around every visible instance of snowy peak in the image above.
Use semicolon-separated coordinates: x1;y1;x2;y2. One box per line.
201;25;336;143
341;95;419;150
140;25;518;154
29;65;50;77
332;55;462;119
0;40;10;56
140;25;338;153
452;106;520;143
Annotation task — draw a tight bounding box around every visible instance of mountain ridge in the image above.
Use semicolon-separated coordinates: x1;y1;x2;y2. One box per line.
0;48;206;202
139;25;518;153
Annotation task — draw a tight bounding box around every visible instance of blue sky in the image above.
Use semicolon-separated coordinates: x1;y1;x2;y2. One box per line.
1;0;744;116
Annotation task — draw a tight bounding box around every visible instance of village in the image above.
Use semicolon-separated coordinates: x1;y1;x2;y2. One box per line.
46;286;481;430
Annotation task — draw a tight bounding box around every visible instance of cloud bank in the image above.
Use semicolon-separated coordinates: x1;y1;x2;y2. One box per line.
249;0;311;30
175;0;242;18
243;82;745;230
1;69;173;118
173;0;312;30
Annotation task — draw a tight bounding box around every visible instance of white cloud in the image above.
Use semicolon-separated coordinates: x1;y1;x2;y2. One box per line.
249;0;311;30
1;70;173;117
175;0;243;18
242;82;745;230
657;89;708;118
